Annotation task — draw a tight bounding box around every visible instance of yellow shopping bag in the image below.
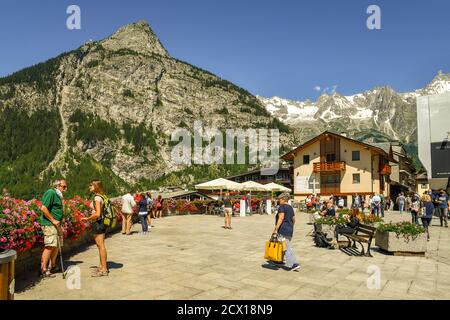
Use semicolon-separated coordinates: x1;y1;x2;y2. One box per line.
264;235;285;262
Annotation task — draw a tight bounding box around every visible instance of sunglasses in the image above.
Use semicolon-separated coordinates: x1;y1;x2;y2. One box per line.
60;185;67;189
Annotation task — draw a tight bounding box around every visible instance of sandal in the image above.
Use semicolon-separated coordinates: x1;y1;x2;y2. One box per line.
41;269;56;278
91;270;109;277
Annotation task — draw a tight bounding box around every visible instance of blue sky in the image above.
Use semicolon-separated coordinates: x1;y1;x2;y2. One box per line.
0;0;449;101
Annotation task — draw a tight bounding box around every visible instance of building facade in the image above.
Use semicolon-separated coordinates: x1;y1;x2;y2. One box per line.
226;167;291;189
416;172;430;196
417;92;450;191
282;131;394;206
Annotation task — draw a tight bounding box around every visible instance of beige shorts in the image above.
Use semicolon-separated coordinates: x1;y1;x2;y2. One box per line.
224;208;232;215
42;225;63;247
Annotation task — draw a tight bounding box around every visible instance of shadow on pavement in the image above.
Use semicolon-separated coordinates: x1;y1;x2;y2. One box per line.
261;262;282;270
339;246;364;256
107;261;123;269
15;260;84;293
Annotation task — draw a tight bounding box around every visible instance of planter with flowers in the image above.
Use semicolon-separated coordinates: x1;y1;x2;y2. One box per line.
164;199;177;216
175;200;198;215
191;200;206;214
375;222;427;255
355;213;384;228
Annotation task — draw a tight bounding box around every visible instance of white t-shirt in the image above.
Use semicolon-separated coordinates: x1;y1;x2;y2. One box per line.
122;193;136;214
372;195;381;205
90;195;104;216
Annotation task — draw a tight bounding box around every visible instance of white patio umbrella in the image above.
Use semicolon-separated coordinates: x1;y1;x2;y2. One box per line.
195;178;242;198
240;181;267;214
264;182;292;199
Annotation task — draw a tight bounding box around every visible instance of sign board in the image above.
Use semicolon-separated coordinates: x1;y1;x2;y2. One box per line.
240;200;246;217
295;176;319;193
266;199;272;215
417;93;450;181
431;141;450;178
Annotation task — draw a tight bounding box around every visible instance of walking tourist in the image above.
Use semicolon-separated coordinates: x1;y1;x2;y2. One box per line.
82;180;109;277
306;195;313;210
371;194;381;217
223;192;233;229
361;197;366;214
146;192;153;228
436;189;449;227
405;194;412;212
138;193;149;235
39;179;67;278
411;194;420;225
396;193;406;214
352;193;361;209
272;193;300;271
421;191;434;241
156;195;164;218
338;197;344;209
315;195;321;210
121;190;136;235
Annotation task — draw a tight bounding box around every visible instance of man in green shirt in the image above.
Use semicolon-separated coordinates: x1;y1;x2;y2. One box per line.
40;179;68;278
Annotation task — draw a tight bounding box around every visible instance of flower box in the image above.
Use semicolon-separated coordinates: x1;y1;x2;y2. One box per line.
375;231;427;254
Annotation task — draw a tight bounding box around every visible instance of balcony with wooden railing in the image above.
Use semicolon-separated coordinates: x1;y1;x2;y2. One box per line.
380;164;392;175
313;161;346;173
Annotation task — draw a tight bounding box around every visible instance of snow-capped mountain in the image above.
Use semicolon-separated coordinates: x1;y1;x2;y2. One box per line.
258;71;450;144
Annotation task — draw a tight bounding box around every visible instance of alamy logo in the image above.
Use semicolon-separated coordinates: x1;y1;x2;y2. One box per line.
367;5;381;30
66;5;81;30
65;265;81;290
366;265;381;290
170;121;279;175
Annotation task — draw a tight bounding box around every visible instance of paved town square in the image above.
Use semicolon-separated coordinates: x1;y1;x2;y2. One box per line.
15;210;450;300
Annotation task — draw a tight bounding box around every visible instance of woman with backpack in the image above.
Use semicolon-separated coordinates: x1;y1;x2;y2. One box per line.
411;195;421;225
421;191;434;241
156;195;164;218
82;180;109;277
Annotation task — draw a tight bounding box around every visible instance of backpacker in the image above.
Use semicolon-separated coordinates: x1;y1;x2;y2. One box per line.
314;231;332;248
96;194;117;228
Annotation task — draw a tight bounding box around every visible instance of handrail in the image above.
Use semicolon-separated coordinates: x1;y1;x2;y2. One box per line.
312;161;346;173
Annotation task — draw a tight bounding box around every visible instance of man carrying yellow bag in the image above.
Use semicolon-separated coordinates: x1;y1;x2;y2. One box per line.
267;193;300;271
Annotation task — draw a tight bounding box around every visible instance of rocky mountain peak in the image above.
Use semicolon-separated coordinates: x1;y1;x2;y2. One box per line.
100;20;169;57
420;70;450;95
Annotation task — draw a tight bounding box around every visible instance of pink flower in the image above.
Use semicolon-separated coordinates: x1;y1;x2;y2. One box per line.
0;237;7;242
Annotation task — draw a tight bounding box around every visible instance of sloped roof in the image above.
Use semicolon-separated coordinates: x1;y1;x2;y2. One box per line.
281;131;397;162
369;142;392;155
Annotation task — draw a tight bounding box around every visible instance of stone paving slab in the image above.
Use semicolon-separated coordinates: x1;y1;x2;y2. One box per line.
15;211;450;300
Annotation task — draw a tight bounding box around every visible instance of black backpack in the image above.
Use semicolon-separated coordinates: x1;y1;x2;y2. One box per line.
314;232;332;248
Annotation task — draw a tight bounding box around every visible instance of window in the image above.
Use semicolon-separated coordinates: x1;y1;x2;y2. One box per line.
421;184;428;189
326;153;336;162
352;151;360;161
303;155;310;164
353;173;361;184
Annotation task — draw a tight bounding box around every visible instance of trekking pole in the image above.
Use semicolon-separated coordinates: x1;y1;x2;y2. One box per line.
57;228;66;279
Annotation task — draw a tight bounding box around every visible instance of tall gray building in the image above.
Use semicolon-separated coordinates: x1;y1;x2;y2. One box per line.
417;92;450;190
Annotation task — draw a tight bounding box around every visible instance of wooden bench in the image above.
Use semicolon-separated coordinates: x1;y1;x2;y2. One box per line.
340;224;377;257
